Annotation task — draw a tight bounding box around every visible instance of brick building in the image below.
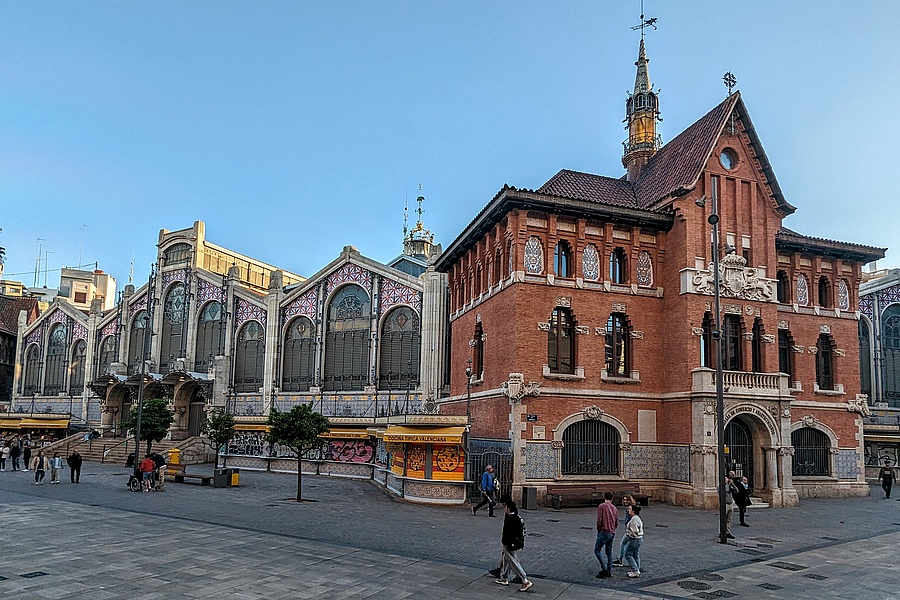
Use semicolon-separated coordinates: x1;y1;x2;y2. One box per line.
435;40;885;507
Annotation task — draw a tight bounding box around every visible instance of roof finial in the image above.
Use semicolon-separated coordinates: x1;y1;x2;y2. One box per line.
129;252;134;285
630;1;657;41
723;71;737;97
403;192;409;239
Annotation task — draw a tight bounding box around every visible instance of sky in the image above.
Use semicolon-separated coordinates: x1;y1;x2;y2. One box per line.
1;1;899;291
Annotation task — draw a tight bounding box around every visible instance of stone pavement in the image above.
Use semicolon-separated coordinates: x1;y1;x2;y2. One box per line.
0;463;898;598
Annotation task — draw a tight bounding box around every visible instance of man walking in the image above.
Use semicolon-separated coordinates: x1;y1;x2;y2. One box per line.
879;459;896;499
22;437;32;471
492;498;533;592
67;450;83;483
9;440;21;471
472;464;497;517
49;452;63;484
594;491;618;579
31;450;47;484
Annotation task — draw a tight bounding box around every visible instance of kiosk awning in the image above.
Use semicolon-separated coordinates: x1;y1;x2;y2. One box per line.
20;418;69;429
319;428;371;440
383;426;466;444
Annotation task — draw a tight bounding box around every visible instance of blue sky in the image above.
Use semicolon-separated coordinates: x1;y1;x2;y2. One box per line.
1;1;899;290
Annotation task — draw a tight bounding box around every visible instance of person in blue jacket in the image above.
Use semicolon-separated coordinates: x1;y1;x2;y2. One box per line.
472;464;497;517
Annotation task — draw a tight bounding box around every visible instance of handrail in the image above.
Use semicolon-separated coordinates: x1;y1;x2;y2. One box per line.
65;434;98;456
101;437;131;463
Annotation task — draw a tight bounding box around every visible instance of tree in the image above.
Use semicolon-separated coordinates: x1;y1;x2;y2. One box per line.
122;397;175;455
200;409;236;473
267;404;330;502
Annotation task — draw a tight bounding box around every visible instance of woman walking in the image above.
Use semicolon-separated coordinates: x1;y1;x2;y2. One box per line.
31;450;47;485
624;505;644;578
612;494;635;567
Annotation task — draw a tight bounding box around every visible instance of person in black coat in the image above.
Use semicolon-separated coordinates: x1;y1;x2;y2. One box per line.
491;498;533;592
67;450;83;483
734;476;751;527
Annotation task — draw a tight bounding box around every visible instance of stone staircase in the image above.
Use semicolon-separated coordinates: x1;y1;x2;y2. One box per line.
41;435;195;466
746;496;770;508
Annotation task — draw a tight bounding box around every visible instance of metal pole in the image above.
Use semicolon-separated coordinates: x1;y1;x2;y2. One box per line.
132;266;155;463
465;358;472;483
709;177;728;544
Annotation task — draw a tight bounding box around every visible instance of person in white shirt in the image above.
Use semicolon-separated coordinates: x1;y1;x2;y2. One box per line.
624;504;644;578
49;452;64;484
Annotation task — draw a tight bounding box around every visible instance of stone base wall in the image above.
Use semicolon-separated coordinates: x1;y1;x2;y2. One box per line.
793;480;869;499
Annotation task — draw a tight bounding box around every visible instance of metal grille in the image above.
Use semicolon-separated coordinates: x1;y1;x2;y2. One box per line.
882;348;900;408
69;340;87;394
561;420;620;475
791;427;830;476
159;282;187;373
23;345;42;395
282;316;317;392
377;307;420;390
128;311;149;375
195;301;225;372
44;323;68;395
234;321;265;393
323;285;370;391
97;334;118;377
859;320;872;400
467;439;513;501
724;419;753;488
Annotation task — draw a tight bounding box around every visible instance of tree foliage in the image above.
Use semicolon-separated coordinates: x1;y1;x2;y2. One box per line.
267;404;330;501
200;409;236;471
122;397;175;455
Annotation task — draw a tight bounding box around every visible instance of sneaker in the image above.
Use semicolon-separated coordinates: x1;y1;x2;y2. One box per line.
627;571;641;578
518;581;533;592
612;559;624;567
494;579;509;586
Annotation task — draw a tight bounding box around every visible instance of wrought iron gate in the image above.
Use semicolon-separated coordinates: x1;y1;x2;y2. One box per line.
724;419;753;488
467;439;513;502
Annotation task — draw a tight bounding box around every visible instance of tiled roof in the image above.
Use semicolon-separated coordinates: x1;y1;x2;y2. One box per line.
0;295;39;336
537;170;636;207
633;94;739;208
776;227;886;261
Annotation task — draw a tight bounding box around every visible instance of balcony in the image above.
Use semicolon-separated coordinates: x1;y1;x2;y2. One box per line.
692;368;791;397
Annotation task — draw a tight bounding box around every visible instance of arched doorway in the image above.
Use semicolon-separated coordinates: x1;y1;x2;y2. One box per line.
188;387;206;438
724;418;753;488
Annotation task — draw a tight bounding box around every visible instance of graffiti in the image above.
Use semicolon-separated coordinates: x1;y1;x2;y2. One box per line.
227;432;267;456
865;442;899;467
435;446;461;472
324;440;374;463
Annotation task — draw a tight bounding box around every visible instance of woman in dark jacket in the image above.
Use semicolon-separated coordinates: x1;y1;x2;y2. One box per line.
493;498;533;592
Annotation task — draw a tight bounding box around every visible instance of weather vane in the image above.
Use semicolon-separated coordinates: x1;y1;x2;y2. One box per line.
723;72;737;96
630;0;657;39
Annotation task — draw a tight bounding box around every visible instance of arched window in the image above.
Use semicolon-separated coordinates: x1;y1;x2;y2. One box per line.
776;270;790;304
700;312;714;368
282;317;317;392
791;427;831;476
751;318;764;373
548;308;575;374
195;301;225;372
378;306;421;390
778;329;794;380
859;319;872;401
69;340;87;395
128;310;149;375
605;313;630;377
884;306;900;406
98;334;118;376
44;323;68;395
554;241;572;277
561;420;620;475
816;333;835;390
160;282;187;372
234;320;265;393
323;284;371;392
23;344;42;396
163;243;192;264
494;251;502;286
724;314;743;371
609;248;627;284
472;322;484;379
818;277;832;308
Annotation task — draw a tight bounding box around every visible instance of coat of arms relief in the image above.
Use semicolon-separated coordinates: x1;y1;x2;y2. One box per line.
683;253;776;302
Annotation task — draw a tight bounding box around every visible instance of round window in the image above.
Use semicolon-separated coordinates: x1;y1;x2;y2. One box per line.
720;149;737;170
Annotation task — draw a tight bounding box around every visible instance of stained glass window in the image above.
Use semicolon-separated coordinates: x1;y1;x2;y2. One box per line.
69;340;87;394
98;335;117;376
796;274;809;306
582;244;599;281
195;301;225;372
324;284;371;391
128;310;149;375
160;282;187;372
23;344;42;395
837;279;850;310
524;236;543;274
44;323;68;395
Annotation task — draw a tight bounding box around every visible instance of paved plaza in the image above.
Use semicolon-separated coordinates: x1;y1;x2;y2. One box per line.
1;463;898;599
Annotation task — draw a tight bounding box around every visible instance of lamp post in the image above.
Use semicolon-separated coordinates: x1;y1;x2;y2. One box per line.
132;266;156;463
465;358;473;483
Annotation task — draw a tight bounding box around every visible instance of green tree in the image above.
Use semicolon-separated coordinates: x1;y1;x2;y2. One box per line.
200;409;236;473
122;397;175;455
267;404;330;502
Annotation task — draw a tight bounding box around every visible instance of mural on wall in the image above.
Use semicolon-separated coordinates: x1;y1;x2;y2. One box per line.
432;444;465;480
865;442;899;467
324;439;374;463
407;446;426;472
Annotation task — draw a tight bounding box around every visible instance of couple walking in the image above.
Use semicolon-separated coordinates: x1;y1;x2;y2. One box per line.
595;492;643;579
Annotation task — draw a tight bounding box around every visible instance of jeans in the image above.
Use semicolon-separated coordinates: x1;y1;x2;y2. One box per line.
724;502;734;535
499;546;528;582
618;535;631;561
624;536;642;571
474;490;496;516
11;457;19;470
594;532;615;571
71;466;80;483
883;479;893;499
34;469;45;483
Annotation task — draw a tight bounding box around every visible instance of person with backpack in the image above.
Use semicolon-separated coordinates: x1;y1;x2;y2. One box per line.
472;464;497;518
492;498;533;592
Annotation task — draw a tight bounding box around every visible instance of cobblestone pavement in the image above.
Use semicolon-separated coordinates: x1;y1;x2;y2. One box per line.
0;463;897;598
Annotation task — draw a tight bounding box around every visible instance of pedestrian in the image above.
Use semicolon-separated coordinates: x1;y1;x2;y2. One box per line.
49;452;63;484
492;498;533;592
594;491;618;579
67;450;83;483
879;459;896;499
1;441;9;471
721;473;738;540
612;494;635;567
31;450;47;485
472;464;498;517
624;504;644;578
736;476;751;526
9;441;21;471
22;437;32;471
151;452;167;491
139;455;156;492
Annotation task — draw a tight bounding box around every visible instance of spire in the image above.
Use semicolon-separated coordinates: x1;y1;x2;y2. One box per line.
622;37;661;182
403;185;435;260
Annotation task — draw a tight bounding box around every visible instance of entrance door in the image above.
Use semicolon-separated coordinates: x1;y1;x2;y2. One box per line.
724;419;753;488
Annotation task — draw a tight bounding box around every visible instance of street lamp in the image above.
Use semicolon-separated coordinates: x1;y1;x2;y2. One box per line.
465;358;473;483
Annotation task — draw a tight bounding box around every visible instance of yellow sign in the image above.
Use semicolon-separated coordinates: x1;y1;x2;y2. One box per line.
319;429;370;440
383;426;465;444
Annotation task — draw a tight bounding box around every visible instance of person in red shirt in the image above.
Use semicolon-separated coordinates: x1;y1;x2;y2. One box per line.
139;455;156;492
594;491;619;579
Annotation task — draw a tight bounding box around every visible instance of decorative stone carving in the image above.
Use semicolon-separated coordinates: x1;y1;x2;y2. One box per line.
703;402;715;415
582;405;605;420
792;345;805;353
595;327;606;336
501;373;540;403
848;394;871;417
796;274;809;306
621;443;633;452
724;303;742;314
779;446;795;456
537;322;550;331
612;302;627;313
550;440;564;450
574;326;589;335
828;447;840;455
481;334;488;342
800;415;819;428
468;339;477;347
636;251;653;286
761;334;776;343
582;244;600;281
808;346;818;354
837;279;850;310
476;313;482;323
742;332;755;340
691;327;704;336
556;296;571;308
833;349;846;357
690;444;717;455
819;324;831;334
778;320;789;330
688;253;776;301
768;405;780;419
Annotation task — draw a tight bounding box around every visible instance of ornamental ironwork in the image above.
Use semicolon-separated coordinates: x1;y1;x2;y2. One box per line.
380;278;422;316
325;262;372;296
282;288;318;326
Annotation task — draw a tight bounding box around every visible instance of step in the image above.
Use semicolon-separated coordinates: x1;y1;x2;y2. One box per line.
746;496;770;508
